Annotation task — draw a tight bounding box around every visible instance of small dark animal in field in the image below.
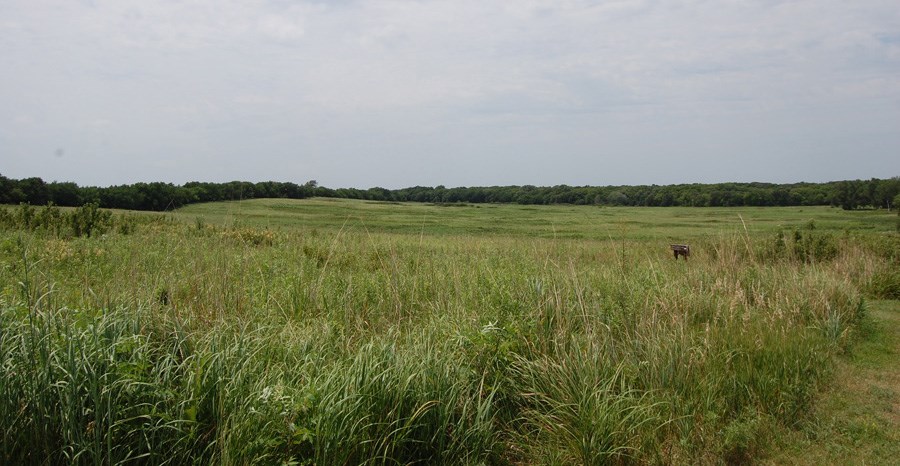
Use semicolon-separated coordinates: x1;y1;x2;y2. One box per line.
671;244;690;260
157;288;170;306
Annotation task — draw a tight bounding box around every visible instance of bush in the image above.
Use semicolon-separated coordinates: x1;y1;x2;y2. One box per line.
760;229;838;263
116;215;137;235
791;230;838;263
0;202;116;237
70;203;112;237
720;414;770;465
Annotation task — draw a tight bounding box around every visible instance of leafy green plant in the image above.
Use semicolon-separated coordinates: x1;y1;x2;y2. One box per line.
70;202;112;237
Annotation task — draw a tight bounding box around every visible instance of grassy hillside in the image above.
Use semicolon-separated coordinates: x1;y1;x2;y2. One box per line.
0;199;896;464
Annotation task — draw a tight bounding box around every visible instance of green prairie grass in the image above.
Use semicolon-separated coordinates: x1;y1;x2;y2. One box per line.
174;198;896;240
0;199;896;464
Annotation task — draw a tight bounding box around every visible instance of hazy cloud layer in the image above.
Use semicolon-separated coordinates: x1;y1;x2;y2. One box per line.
2;1;898;188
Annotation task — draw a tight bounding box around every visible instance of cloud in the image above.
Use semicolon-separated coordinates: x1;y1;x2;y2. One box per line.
0;0;898;187
257;14;305;41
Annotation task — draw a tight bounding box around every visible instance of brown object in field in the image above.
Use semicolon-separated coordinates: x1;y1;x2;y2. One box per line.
671;244;690;260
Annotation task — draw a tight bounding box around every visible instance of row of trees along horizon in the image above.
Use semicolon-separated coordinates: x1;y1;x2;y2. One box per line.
1;174;898;212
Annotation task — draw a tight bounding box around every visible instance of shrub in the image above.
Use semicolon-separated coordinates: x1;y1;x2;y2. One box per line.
792;230;838;263
760;229;839;263
70;202;112;237
116;215;137;235
719;414;770;465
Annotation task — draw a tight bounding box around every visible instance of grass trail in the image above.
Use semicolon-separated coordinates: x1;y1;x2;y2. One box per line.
767;299;900;464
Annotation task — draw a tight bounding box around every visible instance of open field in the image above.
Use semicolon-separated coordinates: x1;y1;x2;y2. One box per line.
176;198;897;240
1;199;897;464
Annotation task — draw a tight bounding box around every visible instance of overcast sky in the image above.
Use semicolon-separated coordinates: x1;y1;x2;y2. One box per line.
1;1;898;189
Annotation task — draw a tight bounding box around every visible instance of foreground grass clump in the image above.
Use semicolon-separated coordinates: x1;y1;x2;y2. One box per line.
0;199;895;464
0;305;499;464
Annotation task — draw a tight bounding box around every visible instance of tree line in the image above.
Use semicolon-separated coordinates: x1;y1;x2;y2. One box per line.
1;174;897;211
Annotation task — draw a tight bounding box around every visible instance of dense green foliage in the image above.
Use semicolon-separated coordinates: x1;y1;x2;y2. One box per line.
0;202;135;238
2;174;898;211
0;199;896;464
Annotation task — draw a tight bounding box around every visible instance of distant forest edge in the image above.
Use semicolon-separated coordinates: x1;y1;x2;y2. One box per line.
2;174;898;212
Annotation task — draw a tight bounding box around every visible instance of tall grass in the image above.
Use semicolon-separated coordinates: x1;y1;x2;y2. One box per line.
0;208;893;464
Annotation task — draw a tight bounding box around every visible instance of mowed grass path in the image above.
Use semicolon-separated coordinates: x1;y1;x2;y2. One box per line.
174;198;896;239
768;300;900;464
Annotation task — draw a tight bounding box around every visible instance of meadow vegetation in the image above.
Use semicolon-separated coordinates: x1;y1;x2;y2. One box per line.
0;199;897;464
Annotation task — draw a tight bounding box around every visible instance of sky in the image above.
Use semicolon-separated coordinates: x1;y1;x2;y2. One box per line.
1;0;898;189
